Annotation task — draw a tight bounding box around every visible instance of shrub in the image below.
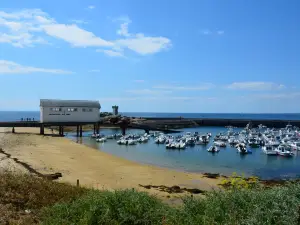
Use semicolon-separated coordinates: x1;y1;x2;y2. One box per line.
41;189;176;225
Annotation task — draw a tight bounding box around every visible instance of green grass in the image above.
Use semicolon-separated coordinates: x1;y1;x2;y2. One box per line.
2;172;300;225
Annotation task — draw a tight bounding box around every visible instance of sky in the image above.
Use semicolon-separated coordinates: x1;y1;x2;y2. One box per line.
0;0;299;113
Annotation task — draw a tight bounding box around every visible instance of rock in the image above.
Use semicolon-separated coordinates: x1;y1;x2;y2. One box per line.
43;172;62;180
203;173;220;179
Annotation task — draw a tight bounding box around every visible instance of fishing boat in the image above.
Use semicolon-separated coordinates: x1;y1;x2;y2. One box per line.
207;146;220;153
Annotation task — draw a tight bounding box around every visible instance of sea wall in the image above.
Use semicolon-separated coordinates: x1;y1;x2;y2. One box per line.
143;118;300;128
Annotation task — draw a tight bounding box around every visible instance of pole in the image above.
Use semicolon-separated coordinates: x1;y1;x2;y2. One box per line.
76;125;79;137
80;125;83;137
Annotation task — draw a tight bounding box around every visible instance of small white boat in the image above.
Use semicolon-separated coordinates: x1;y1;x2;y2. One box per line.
262;145;277;155
236;143;252;154
214;141;226;147
290;142;300;151
96;137;107;142
207;146;220;153
127;140;137;145
275;145;293;157
91;133;100;138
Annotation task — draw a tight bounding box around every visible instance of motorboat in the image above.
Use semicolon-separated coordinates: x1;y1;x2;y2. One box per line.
207;146;220;153
248;138;260;148
236;143;252;154
91;133;100;138
127;140;137;145
290;142;300;151
214;141;226;147
96;137;107;142
228;137;239;145
275;145;293;157
262;145;277;155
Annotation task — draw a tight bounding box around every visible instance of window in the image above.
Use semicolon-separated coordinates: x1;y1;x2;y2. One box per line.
67;108;78;112
82;108;93;112
50;107;61;112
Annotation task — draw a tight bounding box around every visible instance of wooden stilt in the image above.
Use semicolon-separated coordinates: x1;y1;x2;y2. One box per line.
79;125;83;137
76;125;79;137
96;123;100;134
40;124;44;135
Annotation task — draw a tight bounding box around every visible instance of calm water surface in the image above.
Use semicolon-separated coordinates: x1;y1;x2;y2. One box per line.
67;127;300;180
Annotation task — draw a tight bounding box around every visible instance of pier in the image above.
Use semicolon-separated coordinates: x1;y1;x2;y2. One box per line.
0;121;100;137
1;118;299;137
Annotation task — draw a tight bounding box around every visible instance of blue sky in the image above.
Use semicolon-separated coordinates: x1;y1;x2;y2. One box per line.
0;0;299;113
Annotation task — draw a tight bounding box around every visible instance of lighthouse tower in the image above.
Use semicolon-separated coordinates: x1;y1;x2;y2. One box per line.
112;105;119;115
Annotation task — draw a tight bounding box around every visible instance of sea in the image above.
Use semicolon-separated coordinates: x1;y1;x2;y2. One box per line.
1;111;300;180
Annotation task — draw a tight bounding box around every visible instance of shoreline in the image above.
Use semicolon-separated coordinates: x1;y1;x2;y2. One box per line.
0;127;221;199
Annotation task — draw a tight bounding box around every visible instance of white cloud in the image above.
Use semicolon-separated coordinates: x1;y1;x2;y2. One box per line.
253;92;300;99
153;83;215;91
96;49;124;57
115;34;171;55
42;24;113;47
89;69;101;73
227;82;286;91
0;9;171;56
201;29;212;35
116;16;131;37
87;5;95;10
126;89;172;95
69;19;88;24
200;29;225;35
0;60;73;74
0;9;49;47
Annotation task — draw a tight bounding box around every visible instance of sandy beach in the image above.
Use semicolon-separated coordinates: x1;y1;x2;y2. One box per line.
0;127;221;199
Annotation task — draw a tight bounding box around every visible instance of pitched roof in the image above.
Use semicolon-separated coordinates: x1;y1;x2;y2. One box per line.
40;99;101;108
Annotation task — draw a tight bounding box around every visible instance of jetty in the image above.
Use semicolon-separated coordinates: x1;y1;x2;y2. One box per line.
142;117;300;128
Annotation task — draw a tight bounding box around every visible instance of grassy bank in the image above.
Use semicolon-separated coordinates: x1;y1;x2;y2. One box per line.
2;172;300;225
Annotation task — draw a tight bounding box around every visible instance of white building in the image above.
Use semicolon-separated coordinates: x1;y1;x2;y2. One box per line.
40;99;101;123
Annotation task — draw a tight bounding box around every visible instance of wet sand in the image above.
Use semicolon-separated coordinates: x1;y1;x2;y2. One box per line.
0;127;221;199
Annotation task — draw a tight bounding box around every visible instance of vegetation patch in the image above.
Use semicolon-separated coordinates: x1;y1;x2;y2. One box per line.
0;172;88;224
2;172;300;224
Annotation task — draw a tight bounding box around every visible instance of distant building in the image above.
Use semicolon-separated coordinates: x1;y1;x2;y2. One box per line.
112;105;119;115
40;99;101;123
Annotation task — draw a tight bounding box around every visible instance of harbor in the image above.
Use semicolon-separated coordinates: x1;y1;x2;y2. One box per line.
0;100;300;180
66;123;300;180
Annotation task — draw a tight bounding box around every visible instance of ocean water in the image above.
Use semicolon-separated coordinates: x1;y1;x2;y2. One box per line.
1;111;300;179
67;127;300;180
0;111;300;121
